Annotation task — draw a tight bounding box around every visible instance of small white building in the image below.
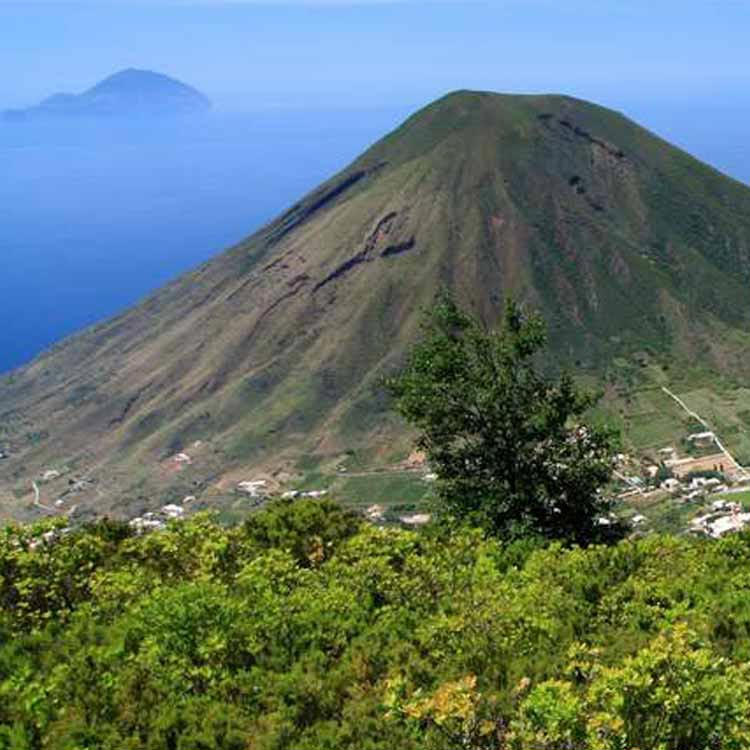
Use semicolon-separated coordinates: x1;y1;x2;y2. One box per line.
710;513;750;538
687;431;715;445
129;517;165;534
161;504;185;519
237;480;268;497
661;478;681;492
690;514;712;530
365;504;385;522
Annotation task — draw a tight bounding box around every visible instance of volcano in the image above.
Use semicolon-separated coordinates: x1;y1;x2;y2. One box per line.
3;90;750;516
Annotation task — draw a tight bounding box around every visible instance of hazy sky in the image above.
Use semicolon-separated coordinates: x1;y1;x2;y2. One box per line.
2;1;749;112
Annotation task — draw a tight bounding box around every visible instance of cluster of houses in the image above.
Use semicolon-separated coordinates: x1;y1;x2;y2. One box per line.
235;478;329;501
125;478;334;537
281;489;328;499
35;467;93;510
658;470;750;538
659;474;732;500
617;438;748;496
690;500;750;538
614;435;750;536
129;502;186;534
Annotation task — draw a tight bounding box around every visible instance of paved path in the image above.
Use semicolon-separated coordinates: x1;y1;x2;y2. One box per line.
662;386;750;479
717;486;750;496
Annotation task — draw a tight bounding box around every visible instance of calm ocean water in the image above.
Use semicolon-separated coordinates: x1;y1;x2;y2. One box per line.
1;102;748;374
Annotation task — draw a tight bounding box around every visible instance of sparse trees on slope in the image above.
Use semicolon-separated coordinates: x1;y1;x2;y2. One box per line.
386;294;621;544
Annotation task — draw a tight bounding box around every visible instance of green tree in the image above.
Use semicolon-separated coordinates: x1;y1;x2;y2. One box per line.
386;294;621;544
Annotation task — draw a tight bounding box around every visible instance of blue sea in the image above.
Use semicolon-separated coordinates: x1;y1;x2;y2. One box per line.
1;101;749;374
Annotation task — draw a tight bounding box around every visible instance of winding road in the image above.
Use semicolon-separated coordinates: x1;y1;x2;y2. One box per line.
31;480;58;514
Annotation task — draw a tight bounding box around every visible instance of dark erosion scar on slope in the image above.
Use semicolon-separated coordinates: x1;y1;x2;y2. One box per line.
537;113;626;160
266;162;389;246
312;211;416;292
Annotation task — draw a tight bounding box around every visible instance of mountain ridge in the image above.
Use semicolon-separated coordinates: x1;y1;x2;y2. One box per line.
2;89;750;518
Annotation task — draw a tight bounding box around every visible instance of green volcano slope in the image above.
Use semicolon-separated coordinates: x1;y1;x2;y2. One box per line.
2;90;750;515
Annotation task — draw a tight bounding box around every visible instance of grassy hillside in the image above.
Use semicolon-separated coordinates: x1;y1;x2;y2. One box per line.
3;90;750;517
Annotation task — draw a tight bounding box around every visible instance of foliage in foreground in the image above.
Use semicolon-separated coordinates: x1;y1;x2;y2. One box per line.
386;296;622;544
4;501;750;748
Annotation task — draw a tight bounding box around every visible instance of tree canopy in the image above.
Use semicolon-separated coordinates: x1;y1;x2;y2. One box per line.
3;506;750;749
386;295;621;543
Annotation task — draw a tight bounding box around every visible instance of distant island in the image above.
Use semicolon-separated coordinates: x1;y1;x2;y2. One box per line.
3;69;211;120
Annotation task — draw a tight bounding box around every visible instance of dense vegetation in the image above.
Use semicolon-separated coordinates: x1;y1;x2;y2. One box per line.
386;296;620;544
4;501;750;748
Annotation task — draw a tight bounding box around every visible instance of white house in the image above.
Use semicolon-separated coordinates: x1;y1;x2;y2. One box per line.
237;480;268;497
687;431;715;445
661;478;681;492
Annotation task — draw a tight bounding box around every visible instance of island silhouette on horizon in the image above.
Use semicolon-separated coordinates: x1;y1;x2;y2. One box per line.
4;68;211;120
